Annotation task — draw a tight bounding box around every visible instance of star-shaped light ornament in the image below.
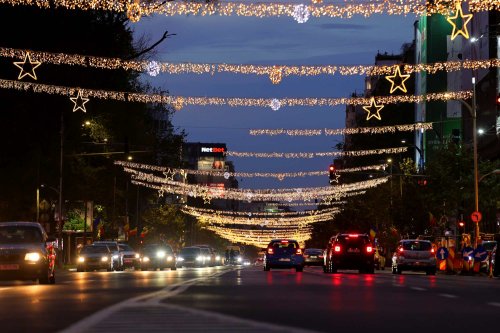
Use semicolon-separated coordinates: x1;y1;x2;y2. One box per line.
70;90;89;113
329;172;341;184
203;193;213;205
385;66;410;94
158;189;165;198
362;97;384;121
446;3;473;40
163;168;175;181
14;52;41;80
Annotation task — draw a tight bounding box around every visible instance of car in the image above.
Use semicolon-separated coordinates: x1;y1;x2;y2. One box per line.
92;241;123;270
139;244;177;271
491;243;499;277
196;245;223;266
0;222;56;284
77;244;115;272
374;246;386;270
263;239;304;272
392;239;436;275
303;248;324;266
224;246;243;265
323;233;375;274
196;246;215;267
118;243;140;270
177;246;206;267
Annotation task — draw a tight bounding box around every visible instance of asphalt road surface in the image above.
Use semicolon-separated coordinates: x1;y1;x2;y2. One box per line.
1;266;499;333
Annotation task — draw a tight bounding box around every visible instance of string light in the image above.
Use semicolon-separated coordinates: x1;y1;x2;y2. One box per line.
0;77;473;109
249;122;434;137
180;205;340;218
292;4;310;23
4;47;500;83
124;168;390;202
115;160;387;180
2;1;497;21
225;146;408;158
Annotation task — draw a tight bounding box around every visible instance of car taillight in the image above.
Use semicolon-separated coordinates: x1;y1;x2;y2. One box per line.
334;245;341;253
366;246;373;253
267;247;274;255
398;247;404;254
430;248;435;257
296;248;302;255
319;255;324;258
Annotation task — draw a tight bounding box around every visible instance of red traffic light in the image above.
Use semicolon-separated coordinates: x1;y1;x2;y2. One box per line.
329;164;335;172
458;221;465;228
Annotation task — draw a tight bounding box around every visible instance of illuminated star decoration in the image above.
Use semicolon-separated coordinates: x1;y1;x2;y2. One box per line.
329;173;341;184
362;97;384;121
385;66;410;94
70;90;89;113
446;3;473;40
158;189;164;198
163;168;175;181
13;52;41;80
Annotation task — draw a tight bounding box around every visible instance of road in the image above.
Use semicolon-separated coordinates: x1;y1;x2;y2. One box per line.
1;266;499;333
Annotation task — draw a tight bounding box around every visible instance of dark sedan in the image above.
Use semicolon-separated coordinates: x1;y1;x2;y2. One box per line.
303;248;324;266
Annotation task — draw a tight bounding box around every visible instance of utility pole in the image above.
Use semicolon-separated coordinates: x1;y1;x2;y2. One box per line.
472;77;479;248
58;111;64;265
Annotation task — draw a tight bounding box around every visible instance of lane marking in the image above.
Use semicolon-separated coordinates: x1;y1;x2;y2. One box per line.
439;293;458;299
487;302;500;307
411;287;426;291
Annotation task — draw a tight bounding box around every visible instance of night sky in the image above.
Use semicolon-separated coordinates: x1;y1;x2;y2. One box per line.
132;9;416;190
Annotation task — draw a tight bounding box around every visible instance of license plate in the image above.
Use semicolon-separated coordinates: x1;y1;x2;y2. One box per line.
310;256;317;258
0;264;19;270
124;259;132;263
347;248;360;253
279;258;291;262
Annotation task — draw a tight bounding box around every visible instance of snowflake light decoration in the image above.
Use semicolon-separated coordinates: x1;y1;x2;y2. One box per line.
223;172;230;180
270;98;281;111
146;61;161;77
293;4;310;24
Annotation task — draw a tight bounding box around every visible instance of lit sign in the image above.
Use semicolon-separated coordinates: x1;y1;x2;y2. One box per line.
201;147;225;153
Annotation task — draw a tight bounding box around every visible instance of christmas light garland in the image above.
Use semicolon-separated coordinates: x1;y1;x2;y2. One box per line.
182;205;340;217
115;160;387;180
249;122;433;136
0;78;472;109
225;146;408;158
1;0;497;22
125;168;389;202
3;47;500;84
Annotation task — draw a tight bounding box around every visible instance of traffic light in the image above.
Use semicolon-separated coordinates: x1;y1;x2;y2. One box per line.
329;164;336;180
458;221;465;228
417;179;428;186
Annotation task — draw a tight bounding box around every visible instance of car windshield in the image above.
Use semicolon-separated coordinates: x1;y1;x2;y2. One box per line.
337;235;369;245
0;225;43;244
81;246;109;254
94;242;118;251
269;241;299;249
305;249;322;255
180;247;200;255
143;245;173;254
119;244;134;252
401;241;432;251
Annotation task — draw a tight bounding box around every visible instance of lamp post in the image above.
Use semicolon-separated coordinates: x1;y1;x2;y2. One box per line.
401;139;425;172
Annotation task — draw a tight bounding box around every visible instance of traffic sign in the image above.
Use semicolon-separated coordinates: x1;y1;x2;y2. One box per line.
462;246;474;261
473;245;488;262
470;211;482;223
436;247;449;260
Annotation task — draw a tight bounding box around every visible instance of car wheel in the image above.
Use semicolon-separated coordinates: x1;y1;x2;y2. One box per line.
38;267;51;284
296;266;303;272
76;266;84;272
263;265;270;271
397;267;402;274
426;268;436;275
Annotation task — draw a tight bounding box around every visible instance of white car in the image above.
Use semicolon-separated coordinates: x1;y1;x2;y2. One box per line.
392;240;436;275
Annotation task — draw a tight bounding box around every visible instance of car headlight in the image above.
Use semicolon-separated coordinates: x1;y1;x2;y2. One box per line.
177;257;184;261
205;256;211;260
196;256;203;261
135;253;140;259
215;255;221;261
142;256;150;262
101;256;109;262
167;256;173;261
156;251;166;258
25;252;41;262
112;255;119;259
78;256;85;263
237;257;242;262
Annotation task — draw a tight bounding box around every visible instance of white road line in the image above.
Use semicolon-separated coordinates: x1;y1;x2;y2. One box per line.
0;287;12;291
439;293;458;299
487;302;500;307
411;287;426;291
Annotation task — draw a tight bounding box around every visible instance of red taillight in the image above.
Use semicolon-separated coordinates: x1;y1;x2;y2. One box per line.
431;248;435;254
296;248;302;255
267;247;274;255
319;255;324;258
366;246;373;253
348;234;359;237
334;245;341;253
430;248;435;257
398;247;404;254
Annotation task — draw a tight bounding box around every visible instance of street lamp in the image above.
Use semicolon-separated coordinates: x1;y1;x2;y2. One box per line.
401;139;425;171
478;169;500;183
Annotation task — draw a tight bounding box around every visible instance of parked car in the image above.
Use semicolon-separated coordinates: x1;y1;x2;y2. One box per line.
92;241;123;271
139;244;176;271
264;239;304;272
0;222;56;284
323;233;374;274
177;246;206;267
392;239;436;275
480;241;497;273
491;243;499;277
118;243;140;270
77;244;115;272
303;248;324;266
